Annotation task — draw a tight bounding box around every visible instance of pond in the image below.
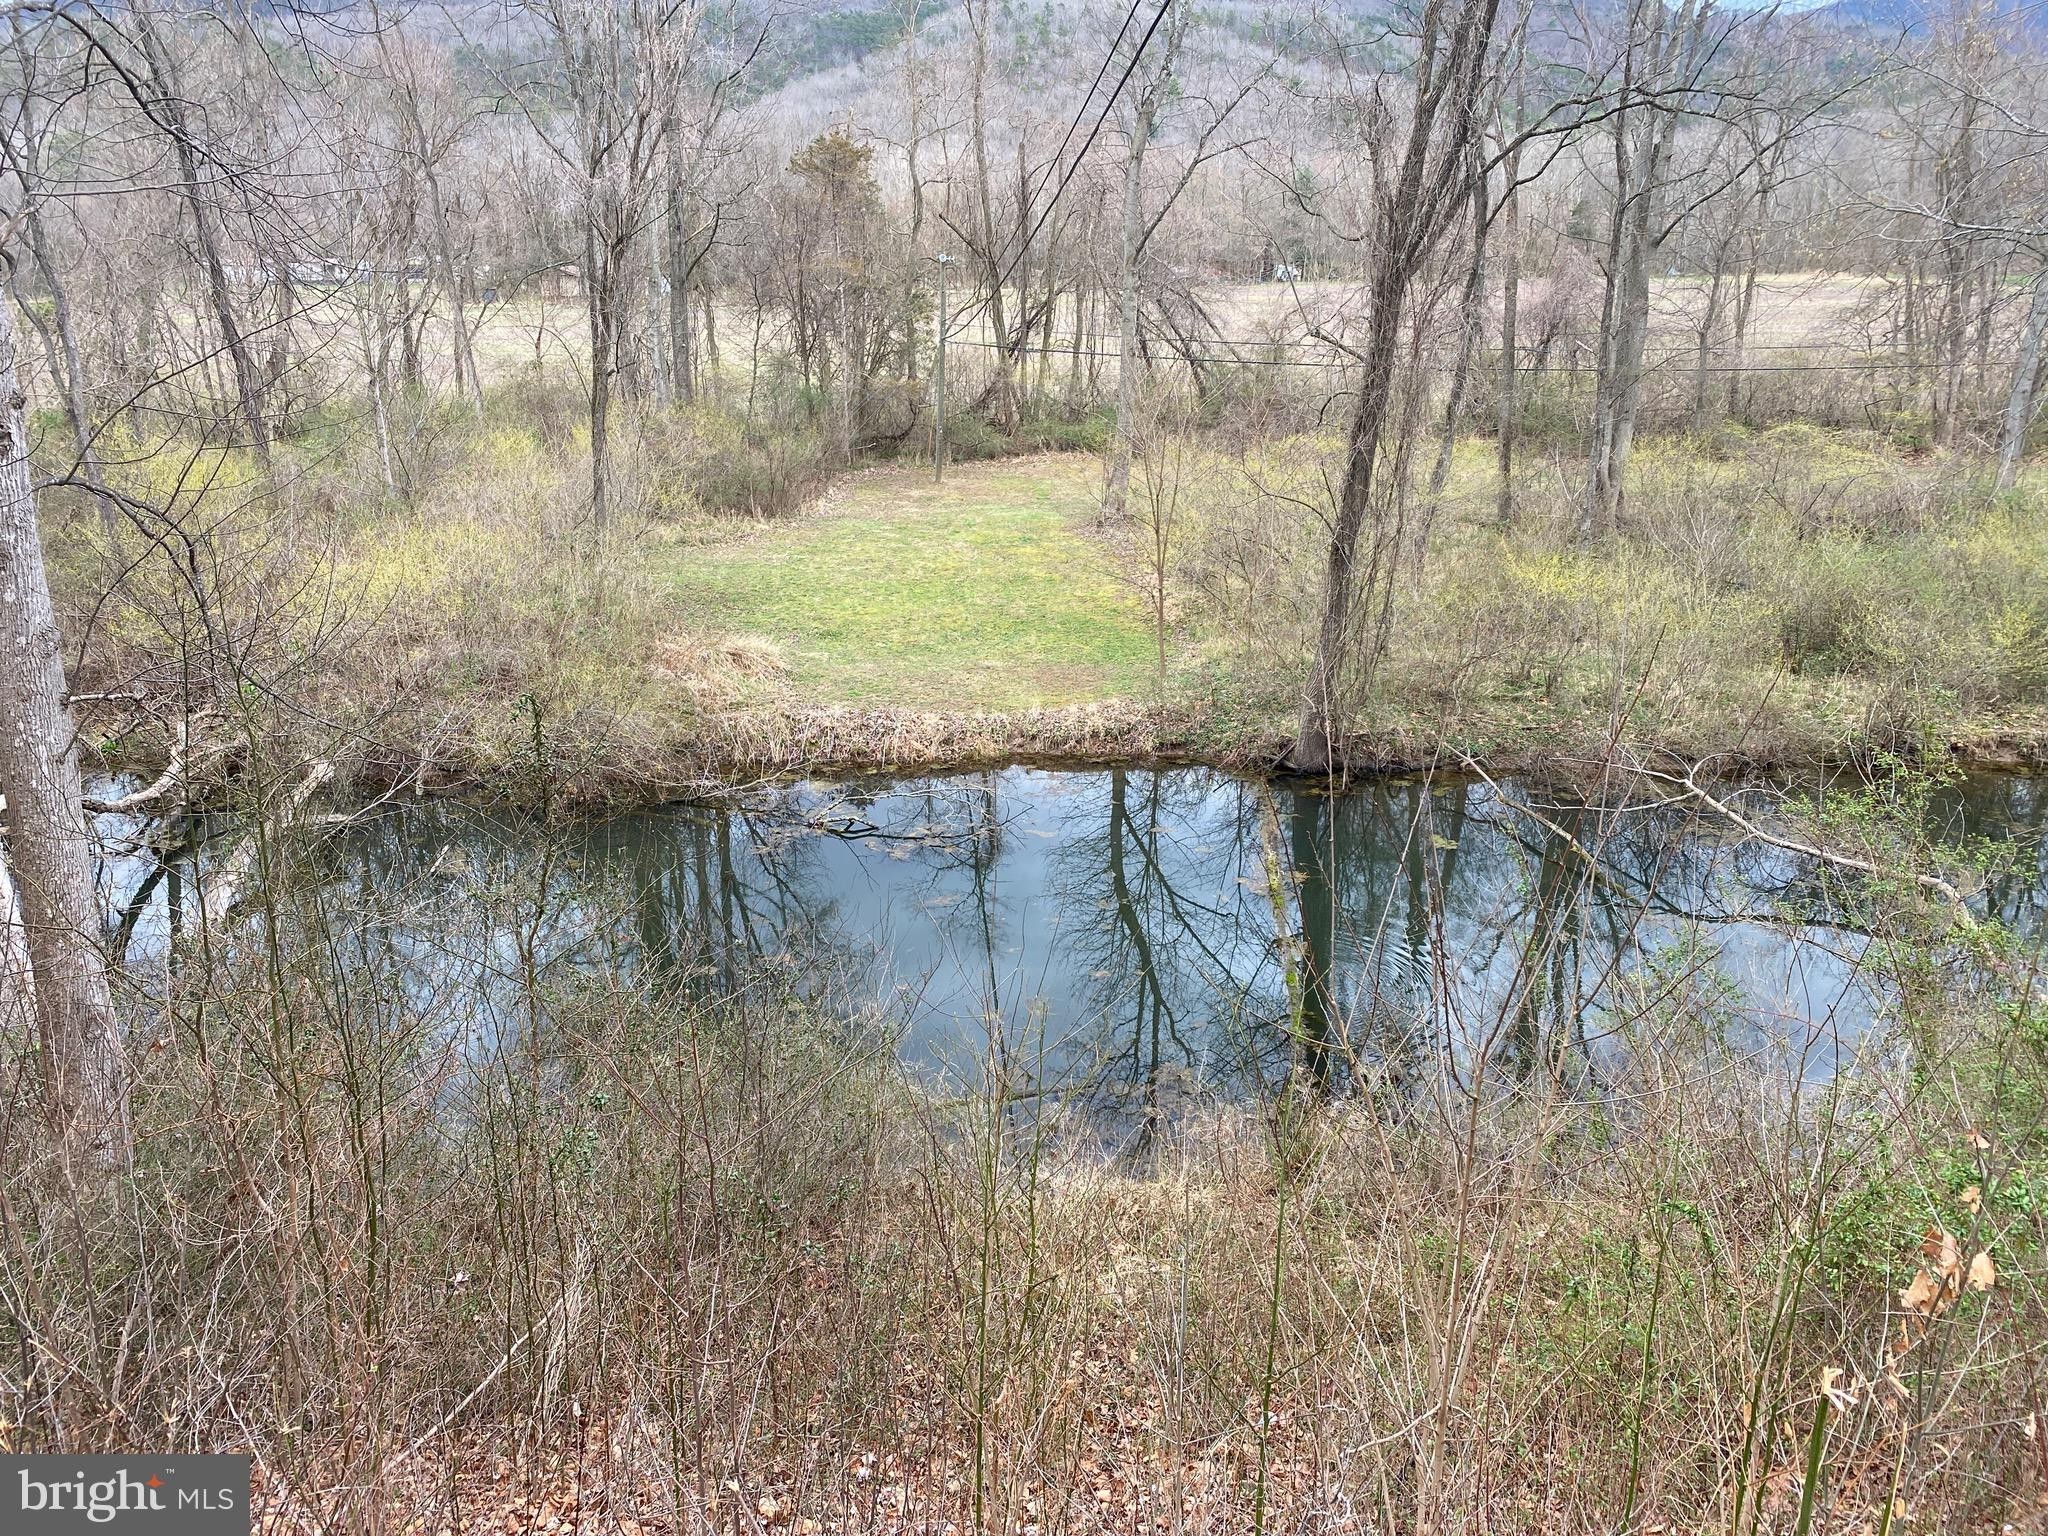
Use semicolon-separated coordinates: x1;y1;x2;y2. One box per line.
98;765;2048;1128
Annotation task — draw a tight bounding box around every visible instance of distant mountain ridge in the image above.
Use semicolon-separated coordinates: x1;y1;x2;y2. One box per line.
1805;0;2046;35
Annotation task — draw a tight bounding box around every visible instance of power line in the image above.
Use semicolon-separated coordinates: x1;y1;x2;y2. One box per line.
941;335;1960;374
949;0;1174;342
1013;0;1145;245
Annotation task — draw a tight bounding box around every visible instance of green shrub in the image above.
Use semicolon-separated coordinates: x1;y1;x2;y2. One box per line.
1014;408;1113;453
939;409;1008;463
1768;544;1891;675
691;424;833;517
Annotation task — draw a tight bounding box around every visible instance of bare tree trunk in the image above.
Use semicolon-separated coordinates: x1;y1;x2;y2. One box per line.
897;0;926;383
1690;260;1726;434
8;188;117;542
1102;83;1156;521
0;296;127;1170
1585;0;1703;538
1725;208;1764;419
586;225;616;535
366;0;482;413
1933;69;1981;450
425;164;481;413
1295;264;1412;775
1586;116;1672;536
1293;0;1501;773
966;0;1017;432
1996;272;2048;492
645;219;670;409
1935;250;1970;448
701;289;718;386
136;15;272;473
666;144;695;406
1429;152;1491;495
1065;230;1089;406
1033;218;1059;410
1495;143;1521;524
358;275;397;496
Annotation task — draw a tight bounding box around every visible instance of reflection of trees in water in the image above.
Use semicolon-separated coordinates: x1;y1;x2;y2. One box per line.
1926;774;2048;932
1043;767;1274;1145
1296;781;1458;1100
90;767;2048;1132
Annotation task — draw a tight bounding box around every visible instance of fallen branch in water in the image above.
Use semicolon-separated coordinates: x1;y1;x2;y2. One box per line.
81;714;203;816
1625;756;1977;932
199;758;338;928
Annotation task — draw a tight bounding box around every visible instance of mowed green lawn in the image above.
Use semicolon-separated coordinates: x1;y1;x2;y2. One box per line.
662;455;1156;710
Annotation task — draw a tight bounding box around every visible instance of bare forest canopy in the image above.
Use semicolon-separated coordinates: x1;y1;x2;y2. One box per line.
0;0;2037;560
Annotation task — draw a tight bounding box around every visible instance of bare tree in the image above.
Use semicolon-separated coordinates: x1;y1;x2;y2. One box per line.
372;5;485;416
1871;8;2048;486
1;13;116;541
1582;0;1723;537
505;0;694;536
1102;8;1188;521
1102;13;1277;519
1122;386;1192;691
1998;271;2048;488
127;6;276;472
1292;0;1506;773
0;293;126;1170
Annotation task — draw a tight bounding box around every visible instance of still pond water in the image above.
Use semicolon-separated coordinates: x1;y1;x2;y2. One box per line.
103;766;2048;1121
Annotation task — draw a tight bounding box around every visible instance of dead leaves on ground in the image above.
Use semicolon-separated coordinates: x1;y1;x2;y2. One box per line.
1894;1222;1998;1363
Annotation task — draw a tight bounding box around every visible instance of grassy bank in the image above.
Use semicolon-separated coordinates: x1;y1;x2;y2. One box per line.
48;405;2048;802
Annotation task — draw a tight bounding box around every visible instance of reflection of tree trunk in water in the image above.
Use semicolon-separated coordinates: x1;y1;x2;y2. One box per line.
1403;796;1432;988
1420;782;1471;1082
969;777;1004;1076
111;858;173;964
1509;806;1588;1085
716;815;761;994
1395;786;1448;1092
1108;768;1174;1147
689;818;719;990
632;836;677;987
166;861;184;968
1957;774;2048;927
1434;783;1470;897
1286;789;1338;1094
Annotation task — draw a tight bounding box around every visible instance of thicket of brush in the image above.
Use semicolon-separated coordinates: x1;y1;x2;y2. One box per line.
3;765;2043;1532
1167;414;2048;767
35;350;2048;803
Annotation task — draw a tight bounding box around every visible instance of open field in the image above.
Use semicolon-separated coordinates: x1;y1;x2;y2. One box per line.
1199;270;1898;351
435;272;1913;397
661;456;1154;710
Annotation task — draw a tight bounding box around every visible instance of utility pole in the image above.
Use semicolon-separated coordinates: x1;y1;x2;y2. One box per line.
933;252;952;483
